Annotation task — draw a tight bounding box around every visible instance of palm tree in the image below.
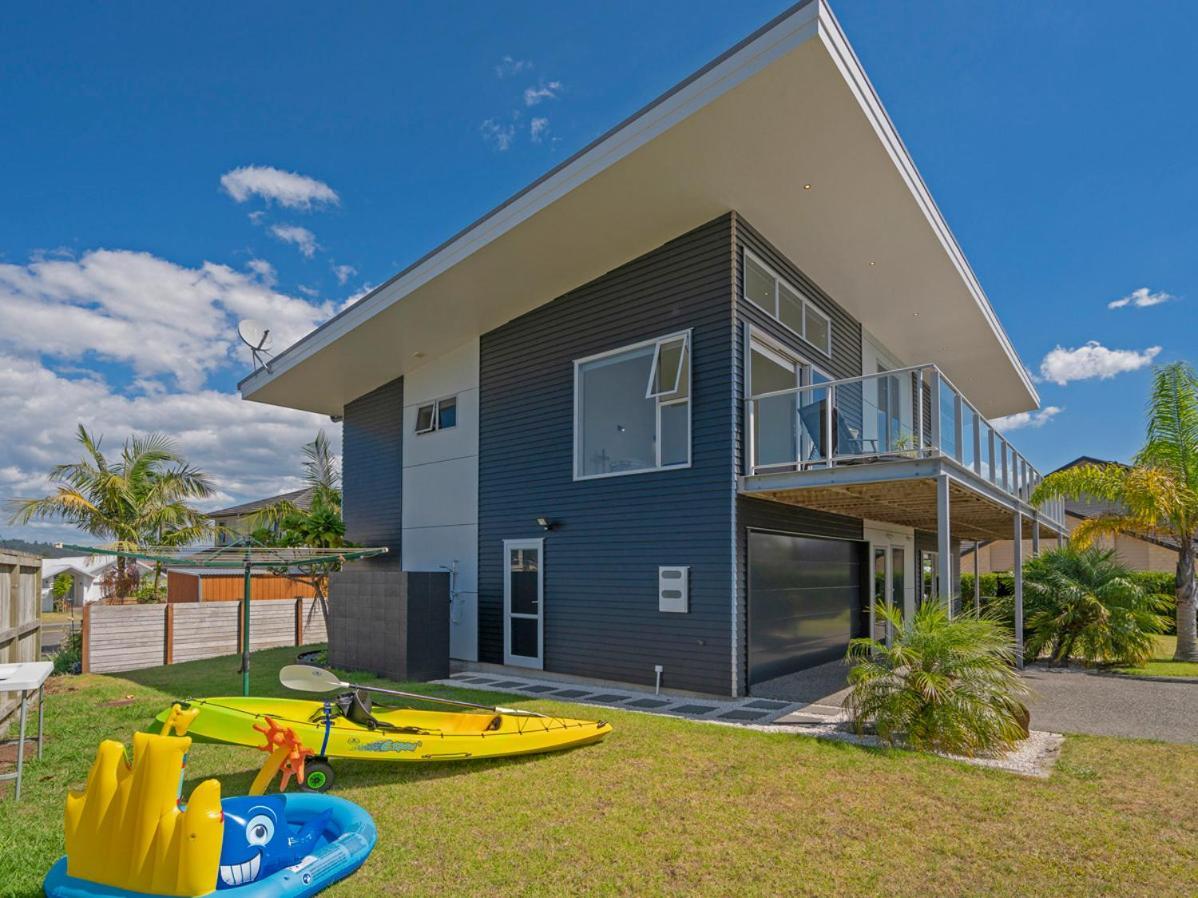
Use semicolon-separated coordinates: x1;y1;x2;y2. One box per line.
1023;546;1168;665
1032;362;1198;662
248;431;349;618
844;602;1029;756
8;425;213;596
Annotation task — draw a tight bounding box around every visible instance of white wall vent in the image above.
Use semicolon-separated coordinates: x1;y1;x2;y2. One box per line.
658;566;689;613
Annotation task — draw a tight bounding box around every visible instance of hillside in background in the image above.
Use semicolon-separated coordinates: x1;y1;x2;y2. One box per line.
0;537;79;558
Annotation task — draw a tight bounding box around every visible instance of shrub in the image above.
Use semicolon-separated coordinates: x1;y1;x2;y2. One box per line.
1023;546;1168;666
53;628;83;675
844;602;1028;757
132;580;166;604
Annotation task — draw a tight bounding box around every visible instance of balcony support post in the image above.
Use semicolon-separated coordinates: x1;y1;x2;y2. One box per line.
936;473;953;616
973;540;981;615
1032;516;1041;557
928;369;941;455
824;383;835;468
1013;510;1024;670
914;369;925;453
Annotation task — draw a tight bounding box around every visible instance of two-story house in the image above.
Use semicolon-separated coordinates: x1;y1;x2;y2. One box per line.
240;0;1065;696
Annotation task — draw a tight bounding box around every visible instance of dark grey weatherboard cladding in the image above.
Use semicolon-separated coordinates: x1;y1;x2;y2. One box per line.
342;376;404;564
732;214;866;694
478;214;738;695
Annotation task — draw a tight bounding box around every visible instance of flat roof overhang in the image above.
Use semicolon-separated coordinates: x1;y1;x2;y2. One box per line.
241;0;1039;420
740;458;1067;541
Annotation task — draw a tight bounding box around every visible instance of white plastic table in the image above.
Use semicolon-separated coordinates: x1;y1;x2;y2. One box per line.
0;661;52;801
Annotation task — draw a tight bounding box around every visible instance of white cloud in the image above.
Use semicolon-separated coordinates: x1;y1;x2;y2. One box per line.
530;117;549;143
220;165;339;210
480;118;516;151
246;258;276;285
991;405;1062;433
1038;341;1162;385
1108;287;1175;309
495;55;531;78
270;224;318;258
523;81;562;106
0;354;333;542
0;249;333;390
332;264;356;285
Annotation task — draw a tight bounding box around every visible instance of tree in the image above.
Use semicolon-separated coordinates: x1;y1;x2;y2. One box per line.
51;572;74;613
1022;546;1168;665
248;431;349;620
844;602;1029;756
1032;362;1198;662
8;425;214;596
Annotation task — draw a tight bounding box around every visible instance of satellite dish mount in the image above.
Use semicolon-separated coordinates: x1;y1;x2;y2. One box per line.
237;319;274;372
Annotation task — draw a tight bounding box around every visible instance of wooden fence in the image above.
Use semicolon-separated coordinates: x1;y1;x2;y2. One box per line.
83;597;328;674
0;550;42;728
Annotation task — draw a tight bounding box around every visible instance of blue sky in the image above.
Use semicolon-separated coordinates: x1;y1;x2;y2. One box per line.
1;1;1194;541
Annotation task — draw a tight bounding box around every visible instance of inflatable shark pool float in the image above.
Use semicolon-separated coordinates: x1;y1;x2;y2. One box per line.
216;797;331;889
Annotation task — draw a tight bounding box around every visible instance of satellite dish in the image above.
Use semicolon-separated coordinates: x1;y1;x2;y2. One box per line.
237;319;274;371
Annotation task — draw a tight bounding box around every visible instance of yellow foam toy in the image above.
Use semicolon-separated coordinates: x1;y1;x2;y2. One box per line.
64;732;223;897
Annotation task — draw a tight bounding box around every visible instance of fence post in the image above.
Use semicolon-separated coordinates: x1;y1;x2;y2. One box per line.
81;603;90;673
295;597;304;646
164;603;174;665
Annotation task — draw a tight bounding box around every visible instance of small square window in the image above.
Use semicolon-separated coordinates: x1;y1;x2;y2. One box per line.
437;396;457;430
415;404;436;434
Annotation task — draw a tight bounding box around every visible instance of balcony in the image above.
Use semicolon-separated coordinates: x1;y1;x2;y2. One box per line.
741;364;1066;541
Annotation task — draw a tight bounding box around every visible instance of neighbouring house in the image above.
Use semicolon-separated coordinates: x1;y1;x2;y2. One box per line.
961;456;1182;576
166;567;318;603
237;0;1066;696
208;488;314;546
40;555;154;610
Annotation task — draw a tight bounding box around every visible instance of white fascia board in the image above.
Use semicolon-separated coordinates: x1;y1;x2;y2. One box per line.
814;3;1039;407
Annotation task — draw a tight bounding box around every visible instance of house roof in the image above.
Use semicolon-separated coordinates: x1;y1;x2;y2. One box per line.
40;555;153;582
208;488;314;520
240;0;1039;420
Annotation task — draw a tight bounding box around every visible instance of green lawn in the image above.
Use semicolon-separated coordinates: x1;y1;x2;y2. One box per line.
2;647;1196;897
1114;635;1198;678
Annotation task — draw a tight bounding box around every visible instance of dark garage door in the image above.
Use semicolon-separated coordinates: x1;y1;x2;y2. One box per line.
748;531;864;685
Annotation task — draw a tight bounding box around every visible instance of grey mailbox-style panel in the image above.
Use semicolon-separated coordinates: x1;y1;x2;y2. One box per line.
658;566;689;613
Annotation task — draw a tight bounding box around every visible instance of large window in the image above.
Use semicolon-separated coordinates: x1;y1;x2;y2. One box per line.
742;249;832;356
574;331;691;479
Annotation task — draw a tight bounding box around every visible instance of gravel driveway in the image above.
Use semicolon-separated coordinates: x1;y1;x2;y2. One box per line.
1023;666;1198;744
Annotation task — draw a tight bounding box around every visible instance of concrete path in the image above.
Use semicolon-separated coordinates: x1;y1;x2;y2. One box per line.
442;663;1198;745
1023;666;1198;744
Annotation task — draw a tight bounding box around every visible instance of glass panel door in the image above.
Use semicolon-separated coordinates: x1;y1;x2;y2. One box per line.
503;539;543;669
750;343;799;468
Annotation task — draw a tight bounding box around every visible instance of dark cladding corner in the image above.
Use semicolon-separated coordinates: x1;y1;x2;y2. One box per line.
328;568;451;682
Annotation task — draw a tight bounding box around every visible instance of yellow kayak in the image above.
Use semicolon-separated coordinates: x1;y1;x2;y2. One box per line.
156;695;611;766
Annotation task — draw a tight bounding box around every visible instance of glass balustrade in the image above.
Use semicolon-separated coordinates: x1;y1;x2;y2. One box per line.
745;363;1064;526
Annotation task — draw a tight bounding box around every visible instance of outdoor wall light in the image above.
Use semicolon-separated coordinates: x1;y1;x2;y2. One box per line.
536;516;556;531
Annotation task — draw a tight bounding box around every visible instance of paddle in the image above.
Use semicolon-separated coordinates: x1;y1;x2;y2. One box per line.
279;665;546;717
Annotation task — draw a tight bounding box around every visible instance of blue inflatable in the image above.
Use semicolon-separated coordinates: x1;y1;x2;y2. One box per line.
44;793;376;898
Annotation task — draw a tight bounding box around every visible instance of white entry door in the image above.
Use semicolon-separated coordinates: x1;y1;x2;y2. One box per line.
503;539;543;669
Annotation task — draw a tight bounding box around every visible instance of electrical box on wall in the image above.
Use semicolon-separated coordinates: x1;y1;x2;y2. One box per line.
658;566;689;613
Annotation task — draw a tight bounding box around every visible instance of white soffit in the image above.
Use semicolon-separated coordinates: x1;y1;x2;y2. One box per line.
241;0;1038;419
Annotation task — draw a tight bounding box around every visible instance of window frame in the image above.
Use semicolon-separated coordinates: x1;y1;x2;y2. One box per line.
742;248;833;357
414;395;458;435
573;329;693;481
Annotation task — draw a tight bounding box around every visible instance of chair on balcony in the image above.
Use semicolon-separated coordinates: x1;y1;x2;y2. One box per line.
797;403;878;463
